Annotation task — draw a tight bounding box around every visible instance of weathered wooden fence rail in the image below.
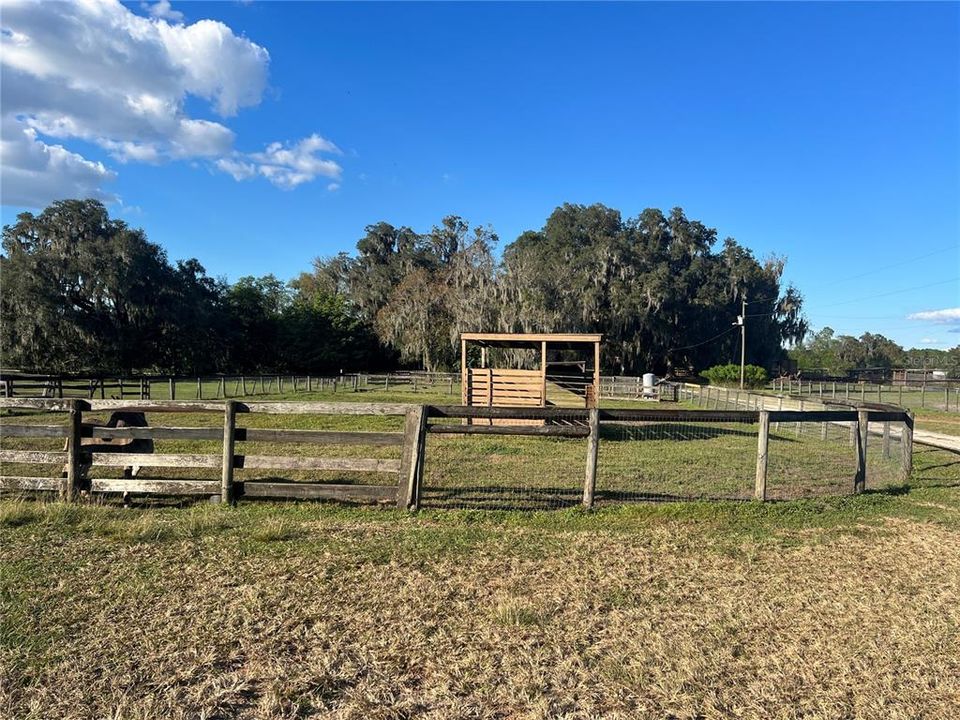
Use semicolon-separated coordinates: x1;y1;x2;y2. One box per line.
0;398;426;508
1;399;913;509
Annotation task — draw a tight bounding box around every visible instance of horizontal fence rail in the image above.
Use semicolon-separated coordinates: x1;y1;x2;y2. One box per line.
1;398;916;510
0;398;423;508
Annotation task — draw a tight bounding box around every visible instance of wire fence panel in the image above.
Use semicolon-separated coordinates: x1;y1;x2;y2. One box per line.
766;420;858;500
864;419;908;489
595;419;758;502
420;433;584;510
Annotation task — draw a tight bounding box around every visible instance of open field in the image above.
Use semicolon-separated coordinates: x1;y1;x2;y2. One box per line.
2;472;960;719
2;389;958;717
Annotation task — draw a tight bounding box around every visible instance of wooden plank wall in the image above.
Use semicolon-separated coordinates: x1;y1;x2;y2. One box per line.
467;368;543;426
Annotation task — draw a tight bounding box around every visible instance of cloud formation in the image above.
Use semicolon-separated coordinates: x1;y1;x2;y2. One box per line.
907;308;960;324
1;0;341;206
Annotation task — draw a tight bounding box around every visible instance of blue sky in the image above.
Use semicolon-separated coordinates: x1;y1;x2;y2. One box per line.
2;1;958;349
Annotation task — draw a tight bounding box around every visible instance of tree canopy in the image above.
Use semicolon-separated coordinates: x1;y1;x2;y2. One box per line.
14;198;947;378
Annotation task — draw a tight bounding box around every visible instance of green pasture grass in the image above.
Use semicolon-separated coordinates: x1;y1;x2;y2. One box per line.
2;481;959;718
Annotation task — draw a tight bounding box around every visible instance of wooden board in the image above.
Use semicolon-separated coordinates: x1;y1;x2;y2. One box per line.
236;456;401;472
90;478;219;495
0;476;63;492
240;482;396;502
0;424;69;438
0;450;68;464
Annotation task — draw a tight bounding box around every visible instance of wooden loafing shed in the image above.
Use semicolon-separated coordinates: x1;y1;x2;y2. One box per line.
460;333;602;423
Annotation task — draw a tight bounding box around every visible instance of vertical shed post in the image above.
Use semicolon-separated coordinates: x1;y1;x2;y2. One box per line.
755;410;770;501
460;338;468;406
855;410;868;493
900;412;913;481
541;341;548;407
64;399;82;502
583;408;600;508
221;400;237;505
593;340;601;407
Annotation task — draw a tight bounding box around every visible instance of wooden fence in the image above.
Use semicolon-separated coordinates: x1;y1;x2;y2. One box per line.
0;399;426;508
0;399;914;508
771;377;960;412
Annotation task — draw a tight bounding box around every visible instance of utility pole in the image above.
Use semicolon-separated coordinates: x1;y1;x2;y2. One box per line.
739;293;747;389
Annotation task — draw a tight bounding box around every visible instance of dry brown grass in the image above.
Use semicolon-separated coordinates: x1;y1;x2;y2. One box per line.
2;496;959;719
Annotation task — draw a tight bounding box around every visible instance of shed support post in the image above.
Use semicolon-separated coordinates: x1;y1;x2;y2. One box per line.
541;341;548;407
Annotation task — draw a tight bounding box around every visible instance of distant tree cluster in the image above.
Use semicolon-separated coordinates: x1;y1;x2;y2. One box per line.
2;199;806;375
307;204;807;374
789;327;960;377
0;200;384;374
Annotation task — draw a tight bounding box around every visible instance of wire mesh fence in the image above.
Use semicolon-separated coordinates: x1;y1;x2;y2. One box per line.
419;406;586;510
595;417;758;503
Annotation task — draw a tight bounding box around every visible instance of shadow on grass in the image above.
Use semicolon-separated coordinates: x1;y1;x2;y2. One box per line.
600;423;757;442
420;484;753;510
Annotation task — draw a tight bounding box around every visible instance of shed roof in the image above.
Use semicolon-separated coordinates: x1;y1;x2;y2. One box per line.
461;332;602;348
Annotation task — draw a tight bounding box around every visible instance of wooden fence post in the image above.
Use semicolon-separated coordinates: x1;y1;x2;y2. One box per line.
197;377;202;400
901;412;914;481
755;410;769;501
169;378;176;400
397;406;427;510
220;400;237;505
854;410;868;493
64;399;82;502
882;421;891;458
583;408;600;509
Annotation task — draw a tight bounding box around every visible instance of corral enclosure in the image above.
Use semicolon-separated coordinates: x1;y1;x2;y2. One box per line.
1;389;913;510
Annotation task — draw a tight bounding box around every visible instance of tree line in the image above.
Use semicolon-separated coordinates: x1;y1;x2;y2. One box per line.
790;327;960;377
2;198;807;376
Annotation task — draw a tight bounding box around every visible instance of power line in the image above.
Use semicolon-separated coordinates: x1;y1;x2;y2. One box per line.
817;276;959;308
743;244;959;309
668;325;738;352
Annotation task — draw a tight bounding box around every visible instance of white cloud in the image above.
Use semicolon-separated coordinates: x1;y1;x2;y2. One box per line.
215;157;257;181
1;0;342;206
247;134;343;189
0;119;118;206
144;1;184;23
907;308;960;324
